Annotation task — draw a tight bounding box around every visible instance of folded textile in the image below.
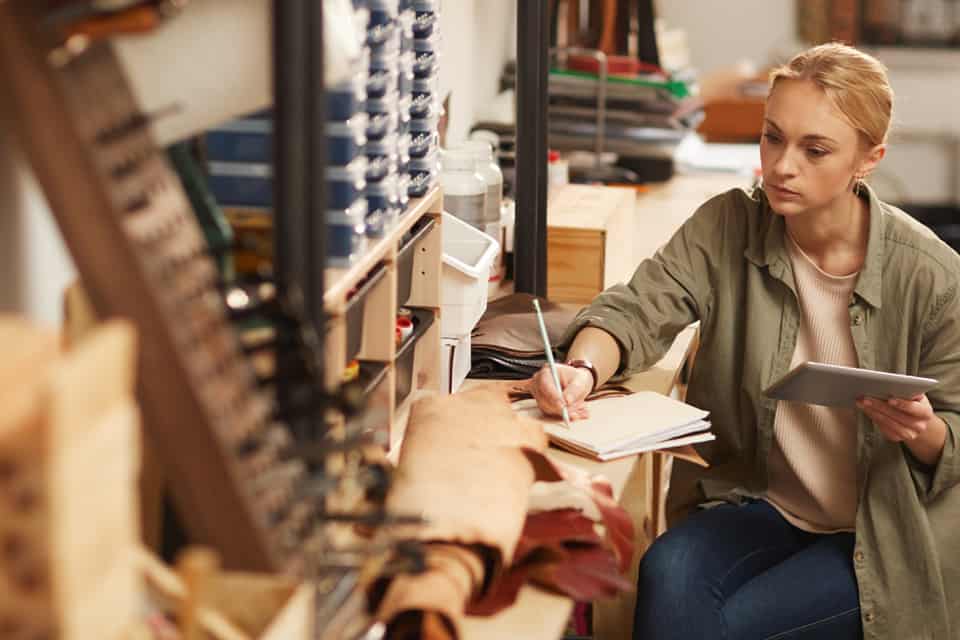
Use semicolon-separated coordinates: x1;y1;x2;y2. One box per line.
469;293;580;380
469;352;546;380
373;385;637;636
374;543;485;640
471;293;580;354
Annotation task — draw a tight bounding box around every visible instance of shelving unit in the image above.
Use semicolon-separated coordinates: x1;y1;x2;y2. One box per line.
322;187;444;444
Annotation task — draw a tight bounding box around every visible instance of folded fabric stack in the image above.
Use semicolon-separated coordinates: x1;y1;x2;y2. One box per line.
469;293;580;380
371;385;635;639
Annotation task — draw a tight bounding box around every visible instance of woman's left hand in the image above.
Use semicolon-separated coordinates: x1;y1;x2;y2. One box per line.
857;394;948;465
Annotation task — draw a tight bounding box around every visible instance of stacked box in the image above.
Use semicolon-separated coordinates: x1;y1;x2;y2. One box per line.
406;0;441;199
206;4;373;267
364;0;403;237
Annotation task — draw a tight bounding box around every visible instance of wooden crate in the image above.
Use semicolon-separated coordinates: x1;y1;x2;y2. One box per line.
136;547;314;640
0;317;141;640
547;184;636;304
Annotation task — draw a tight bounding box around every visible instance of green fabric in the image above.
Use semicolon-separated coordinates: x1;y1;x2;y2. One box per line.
559;185;960;639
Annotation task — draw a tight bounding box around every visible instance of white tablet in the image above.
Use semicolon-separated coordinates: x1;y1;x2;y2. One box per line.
763;361;939;408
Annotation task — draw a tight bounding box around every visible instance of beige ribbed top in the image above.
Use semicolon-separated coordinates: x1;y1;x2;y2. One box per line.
765;232;859;533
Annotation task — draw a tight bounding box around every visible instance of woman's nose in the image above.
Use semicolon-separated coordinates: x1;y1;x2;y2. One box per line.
773;147;799;177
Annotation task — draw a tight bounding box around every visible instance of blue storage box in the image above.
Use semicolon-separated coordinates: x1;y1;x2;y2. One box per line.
365;154;396;182
367;69;397;99
327;157;368;209
407;150;438;198
366;111;398;141
413;50;438;78
365;173;400;215
207;161;272;207
206;119;272;164
409;130;438;158
413;31;441;54
412;10;437;37
328;198;368;265
366;131;399;161
397;173;411;212
327;114;368;166
327;75;368;120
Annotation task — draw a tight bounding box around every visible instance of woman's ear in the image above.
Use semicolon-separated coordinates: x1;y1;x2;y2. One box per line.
858;143;886;179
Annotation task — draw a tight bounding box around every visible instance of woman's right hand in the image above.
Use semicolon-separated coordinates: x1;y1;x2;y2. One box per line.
530;363;594;420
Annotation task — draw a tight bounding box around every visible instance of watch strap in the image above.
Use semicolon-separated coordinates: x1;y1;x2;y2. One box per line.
565;358;598;394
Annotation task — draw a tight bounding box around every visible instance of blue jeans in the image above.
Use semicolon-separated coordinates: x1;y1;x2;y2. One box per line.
633;499;862;640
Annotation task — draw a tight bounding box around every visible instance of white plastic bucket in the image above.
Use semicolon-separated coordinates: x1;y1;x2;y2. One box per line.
441;212;499;337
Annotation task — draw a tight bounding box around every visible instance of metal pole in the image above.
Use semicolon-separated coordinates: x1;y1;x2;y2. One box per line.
273;0;308;295
307;0;327;330
273;0;327;428
515;0;549;297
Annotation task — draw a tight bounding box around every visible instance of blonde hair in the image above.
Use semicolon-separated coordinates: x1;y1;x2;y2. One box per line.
769;43;894;148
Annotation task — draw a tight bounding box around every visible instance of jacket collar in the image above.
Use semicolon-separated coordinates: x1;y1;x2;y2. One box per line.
744;185;884;308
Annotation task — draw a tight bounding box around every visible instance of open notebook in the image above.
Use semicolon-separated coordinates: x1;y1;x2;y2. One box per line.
514;391;714;461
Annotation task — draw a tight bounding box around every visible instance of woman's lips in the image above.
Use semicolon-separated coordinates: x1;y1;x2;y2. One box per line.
770;183;801;198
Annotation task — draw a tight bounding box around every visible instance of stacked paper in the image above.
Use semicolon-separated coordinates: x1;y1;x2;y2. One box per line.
516;391;714;462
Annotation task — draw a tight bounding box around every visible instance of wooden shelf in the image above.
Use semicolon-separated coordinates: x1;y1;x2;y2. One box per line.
324;187;442;313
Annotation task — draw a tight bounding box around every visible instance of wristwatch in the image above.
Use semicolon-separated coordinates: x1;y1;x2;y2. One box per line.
565;358;599;393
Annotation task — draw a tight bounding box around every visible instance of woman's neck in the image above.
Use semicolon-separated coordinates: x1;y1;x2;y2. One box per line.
784;190;870;276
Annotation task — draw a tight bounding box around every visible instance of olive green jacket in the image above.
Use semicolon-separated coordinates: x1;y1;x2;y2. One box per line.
560;186;960;639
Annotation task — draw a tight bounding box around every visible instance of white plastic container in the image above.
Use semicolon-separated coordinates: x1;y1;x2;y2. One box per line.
441;212;500;337
440;148;487;232
441;333;471;394
460;140;503;241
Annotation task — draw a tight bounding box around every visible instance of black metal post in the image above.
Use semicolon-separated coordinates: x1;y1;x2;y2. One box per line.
514;0;549;297
273;0;326;432
273;0;308;295
306;1;327;329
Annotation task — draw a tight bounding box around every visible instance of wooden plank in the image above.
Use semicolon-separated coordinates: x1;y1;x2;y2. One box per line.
546;184;635;231
63;282;166;553
405;217;443;309
48;322;142;640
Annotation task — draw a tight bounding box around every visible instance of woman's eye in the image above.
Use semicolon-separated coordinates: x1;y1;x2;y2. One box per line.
762;133;781;144
807;147;829;158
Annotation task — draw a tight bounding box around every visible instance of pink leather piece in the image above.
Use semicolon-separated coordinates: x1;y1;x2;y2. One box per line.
521;448;635;573
469;509;633;616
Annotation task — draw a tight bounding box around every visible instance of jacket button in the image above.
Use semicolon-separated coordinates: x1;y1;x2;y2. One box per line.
854;550;865;564
865;611;875;623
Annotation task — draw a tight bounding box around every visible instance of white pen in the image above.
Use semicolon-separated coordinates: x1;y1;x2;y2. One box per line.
532;298;572;428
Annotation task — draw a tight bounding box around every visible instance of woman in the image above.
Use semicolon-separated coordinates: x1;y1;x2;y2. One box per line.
532;43;960;639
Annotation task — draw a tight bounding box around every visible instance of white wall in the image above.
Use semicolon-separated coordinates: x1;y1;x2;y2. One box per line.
655;0;802;73
0;120;76;328
440;0;516;145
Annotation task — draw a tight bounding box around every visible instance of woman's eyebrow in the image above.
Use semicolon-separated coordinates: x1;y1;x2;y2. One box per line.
763;119;838;145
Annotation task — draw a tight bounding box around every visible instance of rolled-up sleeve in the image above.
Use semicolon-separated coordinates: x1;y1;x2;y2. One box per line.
913;281;960;501
558;198;725;377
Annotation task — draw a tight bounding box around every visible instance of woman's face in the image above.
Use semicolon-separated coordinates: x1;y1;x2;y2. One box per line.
760;78;873;217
